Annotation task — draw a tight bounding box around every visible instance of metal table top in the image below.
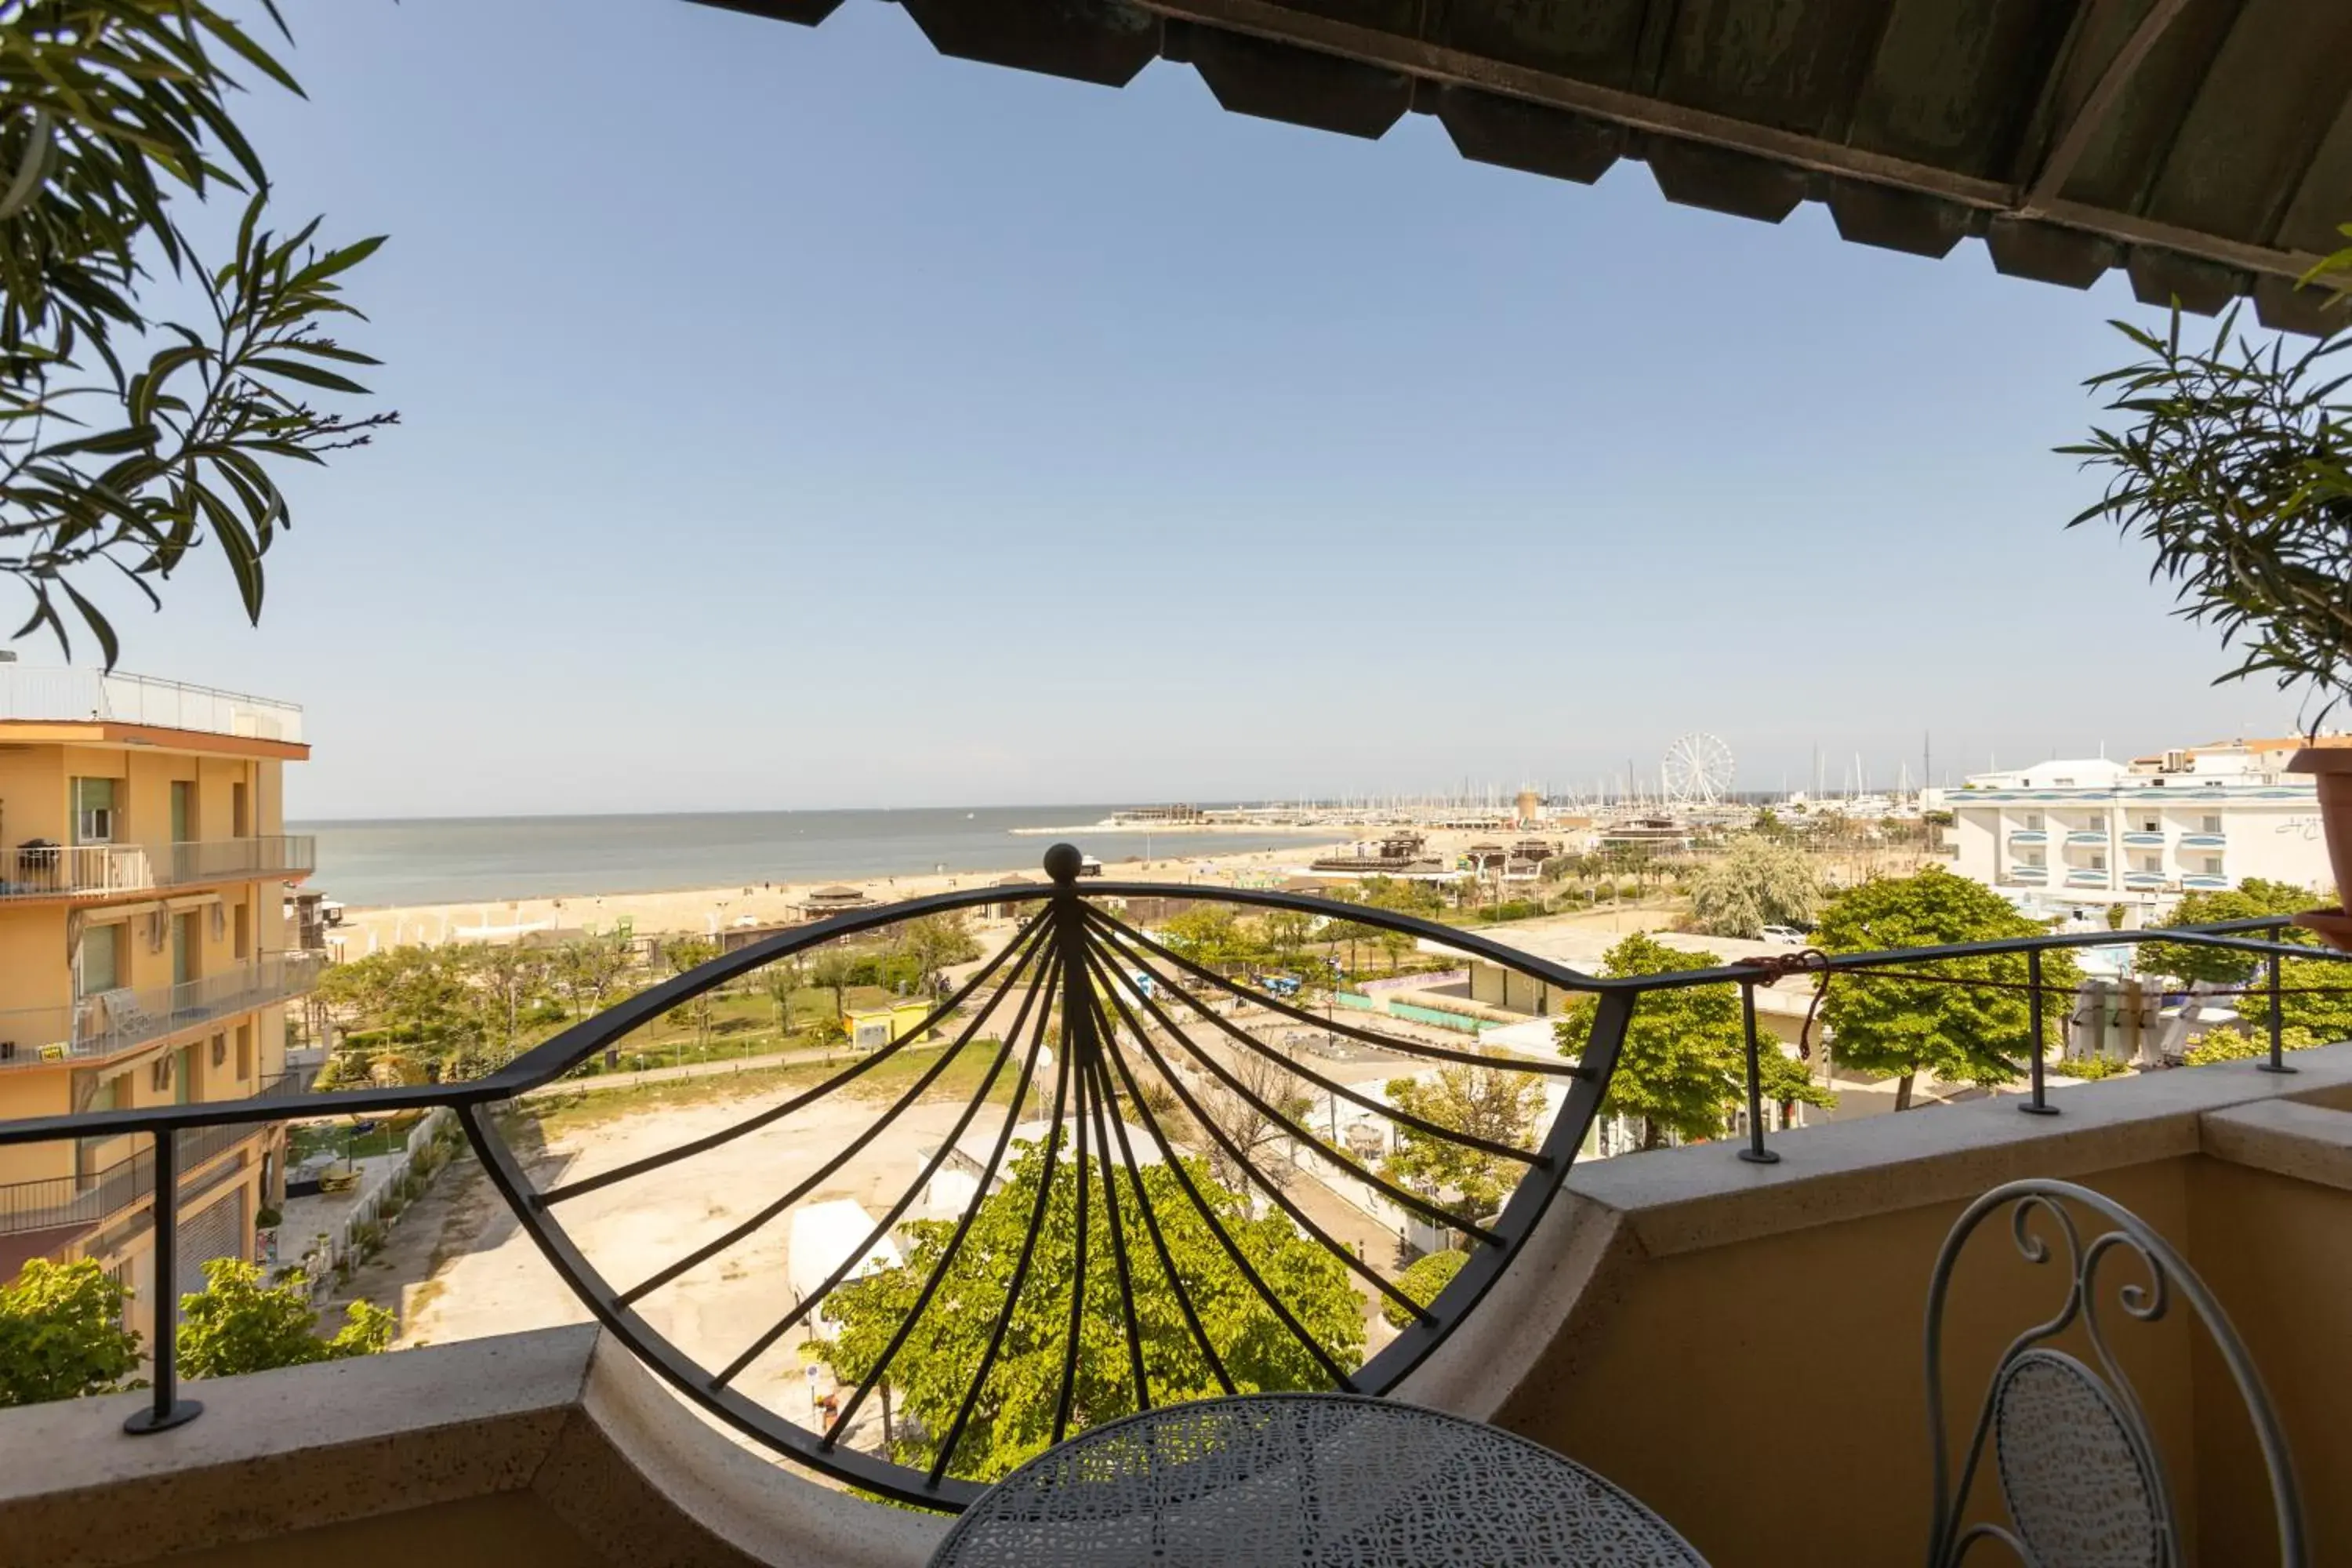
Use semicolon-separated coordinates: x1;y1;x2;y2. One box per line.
927;1393;1711;1568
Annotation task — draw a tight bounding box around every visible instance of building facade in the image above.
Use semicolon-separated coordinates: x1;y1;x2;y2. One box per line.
1950;744;2336;919
0;666;318;1350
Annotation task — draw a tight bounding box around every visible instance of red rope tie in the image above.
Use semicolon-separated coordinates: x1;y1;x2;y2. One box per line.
1733;949;1834;1060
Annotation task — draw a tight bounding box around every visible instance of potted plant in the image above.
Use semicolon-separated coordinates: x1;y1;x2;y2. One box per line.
2064;230;2352;947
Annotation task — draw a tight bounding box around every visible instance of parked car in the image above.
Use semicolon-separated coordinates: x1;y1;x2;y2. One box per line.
1759;924;1809;945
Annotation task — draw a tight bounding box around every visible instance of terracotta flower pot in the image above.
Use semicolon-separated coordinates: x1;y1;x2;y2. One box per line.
2287;746;2352;952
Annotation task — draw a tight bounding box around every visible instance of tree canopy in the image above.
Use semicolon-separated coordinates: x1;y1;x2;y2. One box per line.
1381;1058;1547;1225
1686;836;1825;938
176;1258;394;1380
1381;1248;1468;1330
820;1138;1362;1483
1554;933;1830;1149
1811;869;2079;1110
0;1259;140;1406
2133;879;2325;987
0;3;392;659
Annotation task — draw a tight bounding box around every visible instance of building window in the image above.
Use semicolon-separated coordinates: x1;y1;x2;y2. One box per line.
150;1057;173;1095
71;777;118;844
2089;854;2107;871
77;924;124;996
210;1034;227;1069
2140;818;2160;833
236;1023;252;1081
2200;815;2222;834
2024;813;2043;830
2205;857;2223;875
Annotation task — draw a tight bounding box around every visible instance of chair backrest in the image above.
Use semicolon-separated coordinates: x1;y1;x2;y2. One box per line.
1923;1178;2304;1567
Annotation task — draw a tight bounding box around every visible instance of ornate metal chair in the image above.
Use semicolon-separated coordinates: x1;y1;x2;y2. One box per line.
1924;1178;2306;1566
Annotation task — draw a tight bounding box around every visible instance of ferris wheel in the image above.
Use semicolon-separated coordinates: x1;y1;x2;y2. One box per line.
1662;732;1737;808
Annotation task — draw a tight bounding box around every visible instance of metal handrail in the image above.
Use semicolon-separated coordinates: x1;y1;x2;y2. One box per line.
0;836;316;902
0;859;2342;1504
0;1070;303;1236
0;952;324;1071
0;667;303;743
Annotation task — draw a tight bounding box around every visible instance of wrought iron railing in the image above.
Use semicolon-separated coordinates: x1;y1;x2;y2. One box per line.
0;1070;303;1236
0;837;317;902
0;953;323;1071
0;848;2342;1500
0;666;303;742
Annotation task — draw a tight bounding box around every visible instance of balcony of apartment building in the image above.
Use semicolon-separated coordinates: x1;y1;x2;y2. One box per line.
0;836;316;906
2;866;2348;1568
0;1069;306;1263
0;952;322;1071
0;666;303;746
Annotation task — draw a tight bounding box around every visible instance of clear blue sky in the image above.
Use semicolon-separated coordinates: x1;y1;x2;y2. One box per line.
63;0;2314;818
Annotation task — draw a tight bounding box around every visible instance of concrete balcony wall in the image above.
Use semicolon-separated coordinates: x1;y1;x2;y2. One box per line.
7;1051;2351;1566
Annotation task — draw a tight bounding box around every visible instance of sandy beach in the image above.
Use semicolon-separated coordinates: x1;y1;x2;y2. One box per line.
332;837;1392;953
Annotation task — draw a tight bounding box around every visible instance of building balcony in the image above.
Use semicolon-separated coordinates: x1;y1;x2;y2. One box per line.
5;1050;2352;1566
2065;867;2111;886
2005;829;2047;845
2122;830;2166;847
0;837;315;905
2063;829;2109;846
2;886;2345;1567
2183;832;2229;848
0;953;322;1071
0;1070;305;1239
0;666;302;744
2124;871;2168;888
2004;865;2049;882
2183;873;2232;890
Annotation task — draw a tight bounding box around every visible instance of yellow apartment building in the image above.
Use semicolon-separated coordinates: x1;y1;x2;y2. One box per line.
0;665;318;1351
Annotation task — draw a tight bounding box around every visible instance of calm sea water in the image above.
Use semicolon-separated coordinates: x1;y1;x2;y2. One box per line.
290;807;1343;908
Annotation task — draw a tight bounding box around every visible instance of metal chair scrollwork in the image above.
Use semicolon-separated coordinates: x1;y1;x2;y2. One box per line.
1924;1178;2305;1567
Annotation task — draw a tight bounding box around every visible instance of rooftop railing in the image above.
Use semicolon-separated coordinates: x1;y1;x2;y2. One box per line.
0;953;324;1071
0;1070;306;1237
0;837;316;902
0;667;303;744
0;852;2344;1504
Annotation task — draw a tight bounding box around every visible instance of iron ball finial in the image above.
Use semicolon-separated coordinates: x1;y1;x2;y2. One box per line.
1043;842;1084;884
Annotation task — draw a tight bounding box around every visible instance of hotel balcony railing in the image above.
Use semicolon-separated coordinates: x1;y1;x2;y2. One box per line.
2122;830;2167;847
0;1069;306;1237
2;853;2344;1510
2005;829;2048;844
0;836;316;902
0;666;303;744
2183;831;2229;848
2063;829;2109;846
0;952;323;1071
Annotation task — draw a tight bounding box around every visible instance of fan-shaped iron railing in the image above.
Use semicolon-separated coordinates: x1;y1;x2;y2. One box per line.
0;848;2343;1512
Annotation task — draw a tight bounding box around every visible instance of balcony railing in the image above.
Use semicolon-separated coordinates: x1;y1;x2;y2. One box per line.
2122;831;2166;847
2063;829;2109;846
0;953;323;1070
2183;831;2229;848
1;853;2343;1508
0;667;303;743
0;1069;305;1237
0;837;315;902
2006;829;2048;844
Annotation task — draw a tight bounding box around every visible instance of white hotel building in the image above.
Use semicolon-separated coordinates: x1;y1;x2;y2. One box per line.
1950;738;2335;920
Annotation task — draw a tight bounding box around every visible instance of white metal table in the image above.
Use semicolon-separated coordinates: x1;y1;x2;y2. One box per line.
927;1393;1711;1568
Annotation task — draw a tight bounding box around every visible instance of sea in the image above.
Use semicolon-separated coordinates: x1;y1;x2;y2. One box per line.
288;807;1346;909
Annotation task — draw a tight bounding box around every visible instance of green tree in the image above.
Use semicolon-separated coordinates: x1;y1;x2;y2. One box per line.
900;914;981;996
0;1258;140;1406
809;947;860;1021
175;1259;394;1380
1381;1057;1548;1225
761;957;807;1036
469;944;553;1060
2237;957;2352;1047
0;3;393;659
553;935;631;1022
821;1141;1363;1483
1687;836;1825;938
1259;909;1316;974
1555;933;1829;1149
1381;1248;1467;1330
2134;879;2325;986
1161;906;1250;972
1811;868;2079;1111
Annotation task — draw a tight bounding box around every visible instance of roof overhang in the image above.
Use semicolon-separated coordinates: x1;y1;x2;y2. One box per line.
692;0;2352;333
0;720;308;760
